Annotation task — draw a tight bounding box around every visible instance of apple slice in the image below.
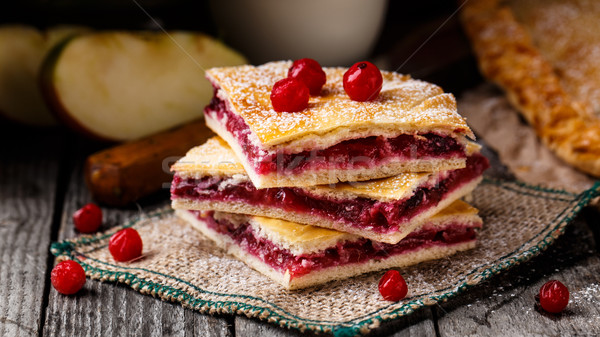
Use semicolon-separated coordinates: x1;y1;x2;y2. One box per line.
40;31;247;141
0;25;88;126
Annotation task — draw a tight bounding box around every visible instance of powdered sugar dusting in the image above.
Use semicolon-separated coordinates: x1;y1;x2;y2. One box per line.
206;61;473;147
570;283;600;320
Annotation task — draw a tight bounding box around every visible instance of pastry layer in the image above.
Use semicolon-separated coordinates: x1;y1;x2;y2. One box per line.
171;138;489;244
176;202;481;289
205;61;474;148
206;102;467;188
204;61;474;188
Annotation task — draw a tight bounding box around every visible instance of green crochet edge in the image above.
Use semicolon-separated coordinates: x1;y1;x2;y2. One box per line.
51;179;600;337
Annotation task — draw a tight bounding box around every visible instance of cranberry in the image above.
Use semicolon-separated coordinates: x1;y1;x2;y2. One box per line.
109;228;143;262
270;77;310;112
539;280;569;313
73;203;103;233
378;269;408;301
343;61;383;102
288;58;326;95
51;260;86;295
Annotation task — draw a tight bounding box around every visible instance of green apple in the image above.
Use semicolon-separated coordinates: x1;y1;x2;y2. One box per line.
0;25;88;126
40;31;247;141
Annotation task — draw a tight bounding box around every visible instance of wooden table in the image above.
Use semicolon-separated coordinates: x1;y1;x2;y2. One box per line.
2;113;600;337
2;5;600;334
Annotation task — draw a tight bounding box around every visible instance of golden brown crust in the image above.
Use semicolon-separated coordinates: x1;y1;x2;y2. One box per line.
206;61;474;150
461;0;600;177
170;137;246;177
509;0;600;115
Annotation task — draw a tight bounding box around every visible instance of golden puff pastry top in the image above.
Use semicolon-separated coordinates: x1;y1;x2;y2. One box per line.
206;61;474;149
171;137;482;202
171;137;245;177
248;215;355;254
246;199;480;254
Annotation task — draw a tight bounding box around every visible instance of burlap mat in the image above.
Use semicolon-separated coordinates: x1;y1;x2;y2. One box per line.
51;178;600;336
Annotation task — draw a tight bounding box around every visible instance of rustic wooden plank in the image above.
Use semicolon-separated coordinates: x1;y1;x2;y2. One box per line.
184;310;233;337
436;215;600;336
0;124;64;337
235;316;311;337
234;306;436;336
41;145;232;337
370;308;437;337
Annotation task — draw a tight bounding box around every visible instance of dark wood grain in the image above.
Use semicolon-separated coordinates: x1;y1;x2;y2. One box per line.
366;307;437;337
41;145;233;337
0;126;64;337
235;316;312;337
234;306;436;336
435;217;600;337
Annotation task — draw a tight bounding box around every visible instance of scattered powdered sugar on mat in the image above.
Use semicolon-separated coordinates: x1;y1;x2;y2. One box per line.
569;283;600;321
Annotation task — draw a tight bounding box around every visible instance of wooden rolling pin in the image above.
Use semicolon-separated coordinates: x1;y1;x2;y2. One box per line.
84;120;213;206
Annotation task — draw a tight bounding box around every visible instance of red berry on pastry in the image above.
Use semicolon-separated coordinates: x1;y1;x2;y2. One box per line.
288;58;326;95
539;280;569;313
73;203;103;233
109;228;143;262
343;61;383;101
270;78;310;112
51;260;86;295
378;269;408;301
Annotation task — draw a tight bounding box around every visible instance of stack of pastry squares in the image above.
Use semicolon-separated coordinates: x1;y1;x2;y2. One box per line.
171;61;489;290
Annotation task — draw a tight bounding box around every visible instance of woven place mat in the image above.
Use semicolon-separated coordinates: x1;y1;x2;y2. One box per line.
51;178;600;337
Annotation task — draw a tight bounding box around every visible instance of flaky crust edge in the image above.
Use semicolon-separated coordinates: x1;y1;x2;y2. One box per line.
171;176;482;245
460;0;600;177
175;209;476;290
206;113;467;188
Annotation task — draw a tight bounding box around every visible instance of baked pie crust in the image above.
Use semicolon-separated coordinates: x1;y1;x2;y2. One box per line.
170;137;489;244
461;0;600;177
204;61;475;188
175;200;481;289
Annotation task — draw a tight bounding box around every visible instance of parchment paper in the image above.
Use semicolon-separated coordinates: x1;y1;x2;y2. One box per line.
459;84;597;193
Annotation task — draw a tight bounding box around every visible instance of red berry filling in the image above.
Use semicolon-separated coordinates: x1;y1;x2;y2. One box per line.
270;78;310;112
539;280;569;313
171;153;488;234
288;58;326;95
192;211;478;280
205;97;468;176
343;61;383;101
51;260;86;295
73;203;103;233
379;270;408;301
109;228;143;262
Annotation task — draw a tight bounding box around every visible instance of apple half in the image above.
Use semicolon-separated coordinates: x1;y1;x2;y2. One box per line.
40;31;247;141
0;25;88;126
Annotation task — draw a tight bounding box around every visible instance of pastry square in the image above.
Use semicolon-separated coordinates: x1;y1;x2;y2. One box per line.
170;137;489;244
175;200;482;289
204;61;475;188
